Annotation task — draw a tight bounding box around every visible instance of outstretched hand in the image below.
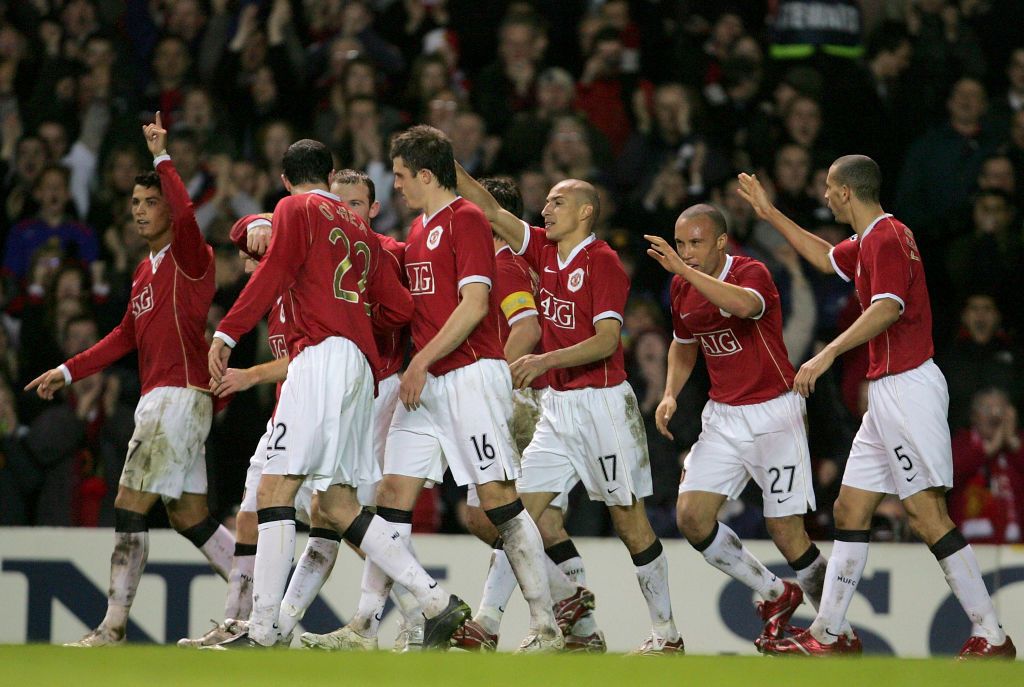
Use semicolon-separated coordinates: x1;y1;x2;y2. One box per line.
644;234;688;276
143;111;167;157
25;368;68;400
736;173;774;220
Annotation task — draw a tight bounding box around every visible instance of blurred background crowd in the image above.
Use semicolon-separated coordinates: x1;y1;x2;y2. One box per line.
0;0;1021;546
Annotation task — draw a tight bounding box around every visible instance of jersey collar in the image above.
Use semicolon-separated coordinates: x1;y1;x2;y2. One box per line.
496;244;511;256
308;188;341;201
557;233;597;270
421;196;461;226
861;213;893;240
149;244;170;272
716;254;734;281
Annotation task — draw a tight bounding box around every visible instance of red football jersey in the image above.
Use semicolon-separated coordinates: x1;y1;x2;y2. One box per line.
670;255;794;405
403;197;504;376
63;157;214;395
494;246;545;389
217;190;413;371
829;214;934;379
373;232;409;380
265;294;295;402
517;225;627;391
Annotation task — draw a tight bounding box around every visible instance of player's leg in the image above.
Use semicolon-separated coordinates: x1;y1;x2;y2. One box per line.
166;492;233;580
64;485;160;647
902;487;1013;657
277;492;342;643
226;510;258;622
607;498;683;654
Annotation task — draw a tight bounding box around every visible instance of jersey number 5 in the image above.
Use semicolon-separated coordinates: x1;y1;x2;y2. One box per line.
329;228;371;315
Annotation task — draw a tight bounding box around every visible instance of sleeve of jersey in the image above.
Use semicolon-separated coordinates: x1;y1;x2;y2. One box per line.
669;277;694;344
367;232;414;331
733;261;777;321
590;251;629;327
827;236;858;282
155;156;212;280
217;199;307;343
862;229;910;313
452;208;496;292
496;259;538;326
63;306;136;382
513;221;547;272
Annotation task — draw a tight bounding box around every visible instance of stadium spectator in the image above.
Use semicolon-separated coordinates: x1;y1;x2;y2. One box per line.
473;14;547;136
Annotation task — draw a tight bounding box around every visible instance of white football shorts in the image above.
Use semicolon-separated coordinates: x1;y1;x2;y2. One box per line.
679;391;815;518
842;359;953;499
517;382;653;507
240;418;313;524
120;386;212;500
357;372;401;507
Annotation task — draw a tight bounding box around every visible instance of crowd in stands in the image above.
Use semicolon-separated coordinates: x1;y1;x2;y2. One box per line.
0;0;1021;544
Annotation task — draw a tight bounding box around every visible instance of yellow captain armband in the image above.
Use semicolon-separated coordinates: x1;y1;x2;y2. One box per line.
501;291;536;319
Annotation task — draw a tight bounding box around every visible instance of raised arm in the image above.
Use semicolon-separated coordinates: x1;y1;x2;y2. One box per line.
736;173;835;274
455;162;527;252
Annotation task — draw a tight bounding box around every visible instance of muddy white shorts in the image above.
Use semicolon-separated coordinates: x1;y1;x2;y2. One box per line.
240;418;313;524
517;382;652;507
842;359;953;499
358;372;401;507
121;386;213;500
679;391;814;518
384;359;519;487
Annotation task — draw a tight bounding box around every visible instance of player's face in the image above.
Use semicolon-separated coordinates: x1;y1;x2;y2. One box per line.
824;166;851;224
131;184;171;242
674;216;726;276
332;181;380;223
541;181;587;242
392;157;426;211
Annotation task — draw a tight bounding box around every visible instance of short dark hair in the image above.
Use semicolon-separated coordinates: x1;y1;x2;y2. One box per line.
34;163;70;191
866;21;909;60
973;187;1013;207
134;170;161;191
576;182;601;227
282;139;332;187
390;125;456;191
479;177;522;218
831;155;881;203
333;168;376;204
680;203;728;237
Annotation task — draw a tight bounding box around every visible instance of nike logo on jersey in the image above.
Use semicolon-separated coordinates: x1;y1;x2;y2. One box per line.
543;267;556;273
428;581;438;589
776;495;794;504
905;473;918;482
681;312;693;319
480;462;495;471
607;487;619;495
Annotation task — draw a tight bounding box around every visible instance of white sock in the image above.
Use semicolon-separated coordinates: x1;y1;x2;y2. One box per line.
634;543;679;640
809;535;869;645
100;530;149;633
223;544;256;621
352;558;393;637
390;584;424;626
250;514;296;646
697;522;785;601
278;532;340;638
495;508;557;632
791;548;855;636
937;540;1006;644
198;524;235;580
355;515;448;617
475;549;517;635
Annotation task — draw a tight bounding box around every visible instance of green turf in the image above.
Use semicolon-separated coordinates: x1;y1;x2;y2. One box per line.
3;645;1021;687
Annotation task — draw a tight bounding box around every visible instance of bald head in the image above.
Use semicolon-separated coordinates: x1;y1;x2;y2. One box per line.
559;178;601;226
831;155;881;203
678;203;727;238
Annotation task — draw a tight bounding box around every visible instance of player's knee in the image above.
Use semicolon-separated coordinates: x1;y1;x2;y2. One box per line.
465;505;498;544
832;496;870;530
675;499;712;541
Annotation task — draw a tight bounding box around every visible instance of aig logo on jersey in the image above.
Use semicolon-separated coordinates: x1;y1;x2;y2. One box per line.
567;267;585;293
540;288;575;329
268;335;288;360
407;262;435;295
697;328;743;356
131;284;154;318
426;226;443;250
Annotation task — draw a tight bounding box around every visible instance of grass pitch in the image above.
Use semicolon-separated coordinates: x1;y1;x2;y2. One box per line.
3;645;1021;687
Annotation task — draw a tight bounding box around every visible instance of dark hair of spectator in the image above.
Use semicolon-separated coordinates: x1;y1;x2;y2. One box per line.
134;171;161;191
592;26;623;48
32;164;70;192
866;21;910;61
282;139;332;187
390;125;456;191
831;155;881;203
680;203;728;238
973;187;1014;206
334;169;376;204
480;177;522;218
62;312;97;344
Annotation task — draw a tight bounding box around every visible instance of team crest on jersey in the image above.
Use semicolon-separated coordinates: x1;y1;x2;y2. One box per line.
567;268;585;293
131;284;154;318
697;328;742;357
540;288;575;329
268;335;288;360
427;226;443;250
